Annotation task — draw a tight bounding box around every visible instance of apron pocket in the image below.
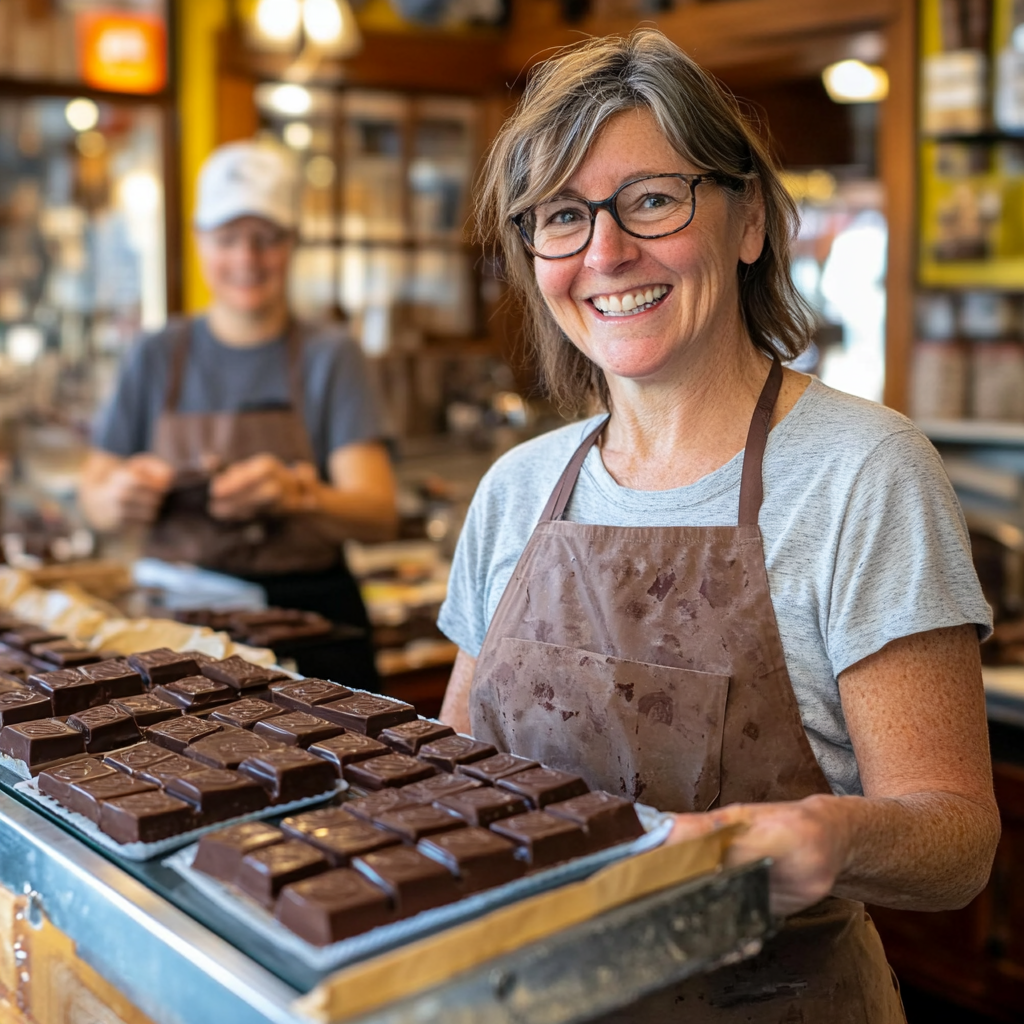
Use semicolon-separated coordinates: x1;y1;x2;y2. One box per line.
478;637;730;813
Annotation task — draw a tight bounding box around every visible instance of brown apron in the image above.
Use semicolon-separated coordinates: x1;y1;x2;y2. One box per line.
470;357;906;1023
145;319;342;577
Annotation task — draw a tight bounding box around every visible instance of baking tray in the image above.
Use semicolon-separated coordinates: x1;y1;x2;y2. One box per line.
14;776;346;861
164;804;674;973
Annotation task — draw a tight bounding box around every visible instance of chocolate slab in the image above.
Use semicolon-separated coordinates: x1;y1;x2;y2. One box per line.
457;753;539;784
290;817;401;867
270;678;351;712
352;846;461;917
280;805;358;840
434;787;529;827
152;676;235;710
38;757;116;803
210;698;284;730
27;668;102;716
78;659;146;700
0;718;85;765
238;748;337;802
67;705;142;753
372;805;467;843
276;868;394;945
99;791;195;844
342;789;420;822
135;753;208;787
343;753;437;791
111;693;181;728
29;639;100;668
193;822;285;883
253;710;343;748
0;654;31;680
185;731;279;770
490;811;588;868
65;774;157;822
398;772;483;804
418;827;524;893
307;732;388;772
165;768;268;821
0;689;52;727
546;791;645;852
379;719;455;755
103;741;175;776
315;694;416;736
1;625;61;650
496;767;589;809
0;675;27;695
418;735;497;772
200;655;288;692
236;840;329;907
127;649;200;687
146;715;223;753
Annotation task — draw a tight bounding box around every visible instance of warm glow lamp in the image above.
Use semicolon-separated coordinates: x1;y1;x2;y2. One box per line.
822;60;889;103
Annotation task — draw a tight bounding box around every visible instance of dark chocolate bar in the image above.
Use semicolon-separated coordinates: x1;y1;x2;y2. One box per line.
276;869;394;946
352;846;460;917
0;654;31;680
146;715;223;753
418;735;497;772
496;767;589;809
0;689;52;727
342;789;420;822
27;668;102;716
418;827;524;893
457;753;539;783
110;693;181;728
236;840;329;907
433;787;529;828
0;675;27;695
315;694;416;736
398;772;482;804
192;821;285;883
343;753;436;791
78;659;146;700
270;678;351;712
210;698;284;730
152;676;235;710
184;731;279;770
0;718;85;765
127;648;200;687
164;767;268;821
200;655;288;692
103;741;175;776
237;748;337;802
379;719;455;754
279;805;356;840
285;816;400;867
29;639;100;668
253;711;343;748
135;753;208;787
99;791;195;844
490;811;588;868
545;791;645;852
67;705;142;753
1;625;62;650
38;757;116;803
307;732;388;771
372;805;467;843
65;773;158;822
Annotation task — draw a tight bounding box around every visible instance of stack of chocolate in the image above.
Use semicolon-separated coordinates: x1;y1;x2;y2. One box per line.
174;608;333;649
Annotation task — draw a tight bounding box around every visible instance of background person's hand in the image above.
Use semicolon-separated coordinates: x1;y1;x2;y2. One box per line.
104;454;175;527
668;794;849;917
208;455;317;520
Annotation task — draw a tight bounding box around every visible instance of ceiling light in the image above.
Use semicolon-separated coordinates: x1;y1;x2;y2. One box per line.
65;98;99;132
822;60;889;103
303;0;341;43
267;83;312;116
255;0;301;42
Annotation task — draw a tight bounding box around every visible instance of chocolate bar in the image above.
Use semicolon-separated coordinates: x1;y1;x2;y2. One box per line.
65;773;157;822
287;816;400;867
343;753;436;791
457;753;539;784
192;822;285;883
146;715;223;753
315;695;416;736
496;767;589;809
135;753;207;787
0;689;52;727
99;791;195;844
27;668;101;716
103;741;175;776
110;693;181;728
185;731;279;771
307;732;388;771
0;718;85;765
398;772;482;804
78;659;146;700
200;655;288;692
253;711;343;748
372;805;467;843
210;698;284;730
418;735;497;772
418;827;524;893
490;811;588;868
352;846;460;917
0;676;27;695
127;649;200;687
1;625;61;650
29;640;100;668
379;719;454;755
67;705;141;753
276;869;394;946
279;805;356;839
434;787;529;827
270;679;351;712
38;757;116;803
342;789;419;822
164;768;268;821
238;748;337;803
236;840;329;907
0;654;31;680
546;791;645;852
152;676;235;710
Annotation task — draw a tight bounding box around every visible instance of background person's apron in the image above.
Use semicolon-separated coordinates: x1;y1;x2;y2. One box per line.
470;358;906;1023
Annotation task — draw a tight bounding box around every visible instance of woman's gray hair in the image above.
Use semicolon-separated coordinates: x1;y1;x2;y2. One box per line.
475;28;815;416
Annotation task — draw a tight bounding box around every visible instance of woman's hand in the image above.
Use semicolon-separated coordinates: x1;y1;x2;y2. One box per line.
79;451;175;531
209;455;317;520
669;795;850;917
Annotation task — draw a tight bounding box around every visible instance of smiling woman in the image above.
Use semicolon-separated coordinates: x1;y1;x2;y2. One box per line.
438;27;999;1024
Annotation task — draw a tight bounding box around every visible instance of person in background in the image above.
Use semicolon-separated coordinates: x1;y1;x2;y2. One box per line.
79;141;396;686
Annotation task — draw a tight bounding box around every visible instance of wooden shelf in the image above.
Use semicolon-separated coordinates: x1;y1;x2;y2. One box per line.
919;258;1024;289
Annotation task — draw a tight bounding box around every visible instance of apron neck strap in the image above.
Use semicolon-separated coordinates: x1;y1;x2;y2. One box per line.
284;320;306;413
538;355;784;525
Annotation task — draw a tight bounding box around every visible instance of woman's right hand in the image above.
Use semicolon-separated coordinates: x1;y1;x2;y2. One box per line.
101;454;174;528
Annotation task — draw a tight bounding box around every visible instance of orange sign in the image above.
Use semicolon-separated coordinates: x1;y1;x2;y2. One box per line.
77;11;167;94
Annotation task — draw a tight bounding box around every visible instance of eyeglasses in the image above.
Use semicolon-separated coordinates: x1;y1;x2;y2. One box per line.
205;225;292;252
512;173;727;260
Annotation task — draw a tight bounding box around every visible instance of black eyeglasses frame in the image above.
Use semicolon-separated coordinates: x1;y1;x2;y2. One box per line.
511;172;728;260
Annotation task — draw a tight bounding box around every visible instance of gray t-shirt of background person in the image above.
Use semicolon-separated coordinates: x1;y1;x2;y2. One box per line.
438;378;993;797
92;318;387;479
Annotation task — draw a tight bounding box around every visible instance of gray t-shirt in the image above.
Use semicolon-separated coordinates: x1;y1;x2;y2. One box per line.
438;378;992;797
92;318;386;478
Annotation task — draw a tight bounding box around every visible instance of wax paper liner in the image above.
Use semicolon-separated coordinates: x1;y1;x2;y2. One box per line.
164;803;673;973
14;776;347;861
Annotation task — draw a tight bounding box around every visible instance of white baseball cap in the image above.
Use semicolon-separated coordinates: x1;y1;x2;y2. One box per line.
194;141;299;231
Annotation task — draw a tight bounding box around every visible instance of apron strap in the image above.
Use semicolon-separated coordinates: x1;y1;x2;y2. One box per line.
737;354;783;527
284;320;306;415
538;354;784;526
162;318;193;413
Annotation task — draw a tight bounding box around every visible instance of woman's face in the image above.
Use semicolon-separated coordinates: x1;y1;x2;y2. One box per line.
532;108;765;386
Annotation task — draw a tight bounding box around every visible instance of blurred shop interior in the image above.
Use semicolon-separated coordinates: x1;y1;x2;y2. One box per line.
3;1;1024;1018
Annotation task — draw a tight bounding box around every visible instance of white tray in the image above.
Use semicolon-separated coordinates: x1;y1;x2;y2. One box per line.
15;776;346;861
164;803;673;972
